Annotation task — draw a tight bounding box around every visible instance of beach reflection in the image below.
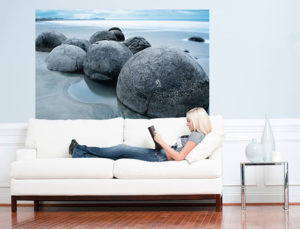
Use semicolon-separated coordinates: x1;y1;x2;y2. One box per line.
68;76;117;105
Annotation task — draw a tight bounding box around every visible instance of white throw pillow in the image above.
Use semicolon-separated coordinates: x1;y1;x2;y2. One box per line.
185;131;224;164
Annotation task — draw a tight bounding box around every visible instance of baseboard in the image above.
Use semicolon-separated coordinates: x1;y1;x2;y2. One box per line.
224;191;300;203
223;203;300;206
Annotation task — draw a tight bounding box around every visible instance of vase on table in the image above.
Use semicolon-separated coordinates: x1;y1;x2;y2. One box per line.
245;139;264;162
272;151;283;162
261;114;275;162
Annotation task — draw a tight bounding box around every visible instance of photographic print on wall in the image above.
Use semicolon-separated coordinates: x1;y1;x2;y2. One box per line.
35;10;209;119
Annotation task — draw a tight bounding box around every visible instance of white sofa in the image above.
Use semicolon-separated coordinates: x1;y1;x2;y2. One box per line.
10;116;224;212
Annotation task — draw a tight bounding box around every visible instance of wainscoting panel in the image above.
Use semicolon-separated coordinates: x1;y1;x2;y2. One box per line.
0;123;26;188
0;119;300;204
264;141;300;186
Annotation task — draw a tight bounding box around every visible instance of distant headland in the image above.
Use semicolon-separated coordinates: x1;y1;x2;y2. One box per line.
36;18;105;22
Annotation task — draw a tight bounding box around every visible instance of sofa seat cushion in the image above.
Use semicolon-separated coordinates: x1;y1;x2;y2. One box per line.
10;158;114;179
114;159;221;179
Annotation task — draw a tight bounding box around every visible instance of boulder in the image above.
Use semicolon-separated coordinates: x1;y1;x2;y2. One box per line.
108;27;122;32
83;40;133;81
36;31;67;52
123;36;151;54
108;27;125;41
188;36;205;42
46;44;86;72
89;31;117;44
109;30;125;41
63;38;90;52
116;47;209;118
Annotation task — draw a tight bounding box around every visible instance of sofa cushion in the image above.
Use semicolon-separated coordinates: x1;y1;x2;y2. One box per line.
114;158;221;179
10;158;114;179
25;118;124;158
185;131;224;164
123;117;190;149
123;115;224;150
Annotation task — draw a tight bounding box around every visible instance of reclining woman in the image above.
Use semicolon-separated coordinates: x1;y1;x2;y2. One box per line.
69;107;212;162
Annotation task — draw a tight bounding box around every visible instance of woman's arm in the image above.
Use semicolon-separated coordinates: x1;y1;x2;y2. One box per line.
164;149;173;161
160;141;196;161
154;132;196;161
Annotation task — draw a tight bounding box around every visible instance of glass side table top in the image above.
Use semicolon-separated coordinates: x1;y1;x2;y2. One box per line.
241;162;287;166
240;161;289;210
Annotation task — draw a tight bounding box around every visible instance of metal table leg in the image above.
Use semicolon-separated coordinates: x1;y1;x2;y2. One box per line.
241;163;246;210
283;162;289;210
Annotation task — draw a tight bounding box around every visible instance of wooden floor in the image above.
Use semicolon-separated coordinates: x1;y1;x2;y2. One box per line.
1;204;299;229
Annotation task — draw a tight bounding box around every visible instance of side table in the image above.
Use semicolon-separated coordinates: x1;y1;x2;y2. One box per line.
240;162;289;210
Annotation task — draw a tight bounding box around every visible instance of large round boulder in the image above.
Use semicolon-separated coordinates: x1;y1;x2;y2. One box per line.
116;47;209;118
123;36;151;54
108;27;122;32
83;40;133;81
108;27;125;41
46;44;86;72
89;31;117;44
63;38;90;52
36;31;67;52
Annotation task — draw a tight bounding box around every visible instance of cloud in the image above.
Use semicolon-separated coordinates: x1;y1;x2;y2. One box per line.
177;10;196;15
35;9;209;21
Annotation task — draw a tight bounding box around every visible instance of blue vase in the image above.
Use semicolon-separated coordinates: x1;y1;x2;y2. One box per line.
245;139;264;162
261;114;275;162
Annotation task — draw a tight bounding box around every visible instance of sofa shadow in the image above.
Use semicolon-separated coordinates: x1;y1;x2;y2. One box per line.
33;201;217;212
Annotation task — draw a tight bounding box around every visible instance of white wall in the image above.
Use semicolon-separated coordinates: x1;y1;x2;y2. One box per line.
0;0;300;122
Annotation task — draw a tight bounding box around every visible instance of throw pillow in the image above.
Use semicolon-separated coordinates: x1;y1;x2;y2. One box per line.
185;131;224;164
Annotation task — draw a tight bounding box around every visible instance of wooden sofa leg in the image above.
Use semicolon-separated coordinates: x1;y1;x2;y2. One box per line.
34;200;40;211
11;196;17;212
216;194;223;212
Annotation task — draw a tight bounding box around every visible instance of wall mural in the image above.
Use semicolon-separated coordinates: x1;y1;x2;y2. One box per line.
35;10;209;119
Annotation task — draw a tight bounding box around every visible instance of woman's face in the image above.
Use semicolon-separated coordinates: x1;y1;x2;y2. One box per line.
186;118;194;132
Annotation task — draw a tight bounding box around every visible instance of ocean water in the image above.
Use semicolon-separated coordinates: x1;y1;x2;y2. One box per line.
37;20;209;34
35;20;209;119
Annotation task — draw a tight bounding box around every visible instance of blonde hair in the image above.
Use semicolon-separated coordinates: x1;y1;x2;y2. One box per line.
186;107;212;135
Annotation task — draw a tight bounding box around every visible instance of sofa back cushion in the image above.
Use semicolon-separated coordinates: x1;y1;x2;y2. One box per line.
123;115;224;150
25;118;124;158
124;117;188;149
185;131;224;164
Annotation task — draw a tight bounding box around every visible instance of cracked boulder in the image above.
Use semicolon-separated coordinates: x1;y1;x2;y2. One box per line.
63;38;91;52
46;44;86;72
89;30;117;44
108;27;125;41
36;31;67;52
83;40;133;81
116;47;209;118
123;36;151;54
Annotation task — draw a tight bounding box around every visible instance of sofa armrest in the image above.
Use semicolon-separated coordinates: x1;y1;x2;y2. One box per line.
16;149;37;161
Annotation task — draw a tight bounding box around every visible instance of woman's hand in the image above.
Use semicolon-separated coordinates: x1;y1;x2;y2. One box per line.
154;131;165;146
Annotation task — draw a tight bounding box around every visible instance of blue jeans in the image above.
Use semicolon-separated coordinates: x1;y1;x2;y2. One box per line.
72;144;168;162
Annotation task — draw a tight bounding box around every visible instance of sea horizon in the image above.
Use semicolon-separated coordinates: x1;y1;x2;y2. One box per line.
37;20;209;34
